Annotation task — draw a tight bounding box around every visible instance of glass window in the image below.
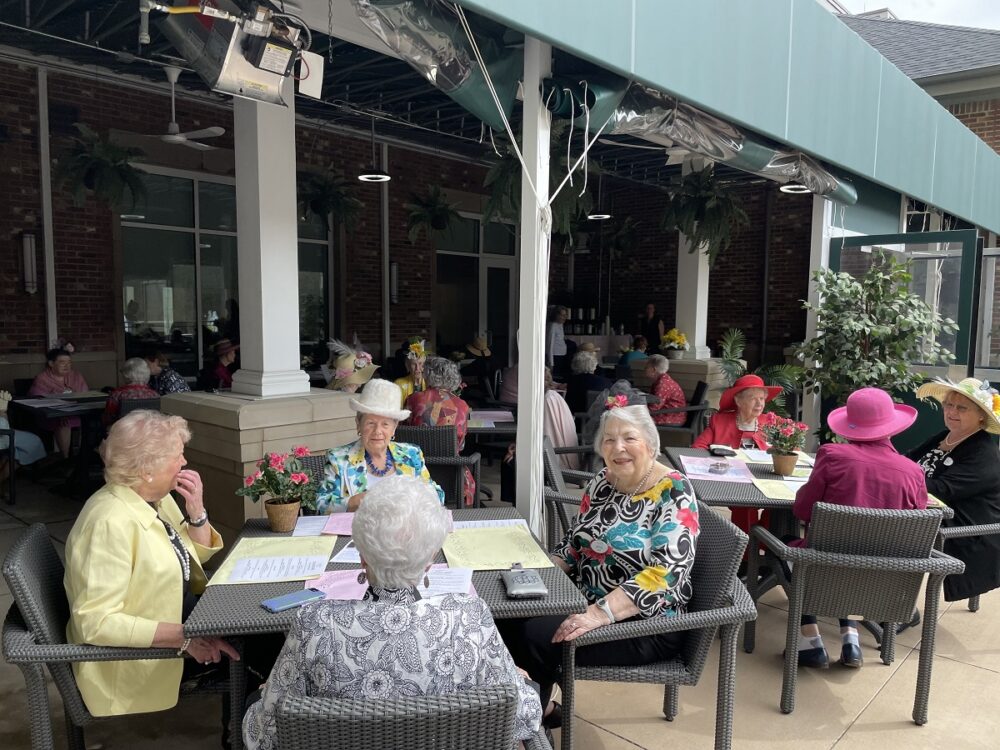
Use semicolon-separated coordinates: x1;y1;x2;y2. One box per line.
435;254;479;355
483;221;516;255
199;182;237;231
907;246;962;363
435;216;479;254
199;235;239;364
299;242;329;365
977;253;1000;369
127;173;194;227
122;227;198;375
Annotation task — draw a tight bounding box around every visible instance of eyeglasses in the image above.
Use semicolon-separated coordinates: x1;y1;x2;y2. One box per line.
943;402;971;413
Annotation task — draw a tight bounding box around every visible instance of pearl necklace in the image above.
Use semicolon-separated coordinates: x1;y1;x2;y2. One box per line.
611;461;657;501
941;429;978;450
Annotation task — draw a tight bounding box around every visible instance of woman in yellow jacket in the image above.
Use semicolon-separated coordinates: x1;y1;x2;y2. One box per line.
393;337;428;407
63;410;238;716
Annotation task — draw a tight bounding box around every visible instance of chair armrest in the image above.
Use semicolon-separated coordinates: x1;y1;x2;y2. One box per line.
561;469;594;487
938;523;1000;540
543;488;582;509
570;583;757;648
648;404;708;416
524;729;553;750
552;445;594;456
423;453;481;468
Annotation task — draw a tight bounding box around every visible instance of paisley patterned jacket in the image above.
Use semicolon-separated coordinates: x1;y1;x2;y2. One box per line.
242;588;543;749
315;439;444;514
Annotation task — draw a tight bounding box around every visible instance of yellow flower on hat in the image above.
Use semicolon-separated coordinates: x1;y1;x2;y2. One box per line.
993;393;1000;417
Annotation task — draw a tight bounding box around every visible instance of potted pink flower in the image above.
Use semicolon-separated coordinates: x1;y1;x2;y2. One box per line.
757;412;809;476
236;445;317;531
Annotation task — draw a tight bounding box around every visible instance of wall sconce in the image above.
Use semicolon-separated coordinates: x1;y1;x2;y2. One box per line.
390;261;399;304
22;232;38;294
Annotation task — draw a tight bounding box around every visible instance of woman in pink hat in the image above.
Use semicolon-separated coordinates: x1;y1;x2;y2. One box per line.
790;387;925;670
692;374;782;535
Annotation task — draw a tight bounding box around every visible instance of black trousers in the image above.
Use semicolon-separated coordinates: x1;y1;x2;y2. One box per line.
498;615;683;708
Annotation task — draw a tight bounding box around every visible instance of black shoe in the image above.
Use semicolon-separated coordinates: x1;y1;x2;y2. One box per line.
542;701;563;729
796;646;829;669
896;609;921;635
840;642;863;668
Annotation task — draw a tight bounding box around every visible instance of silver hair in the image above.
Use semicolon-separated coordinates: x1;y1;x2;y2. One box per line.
423;356;461;391
120;357;151;385
593;404;660;459
352;475;449;589
101;411;191;487
571;350;598;375
646;354;670;375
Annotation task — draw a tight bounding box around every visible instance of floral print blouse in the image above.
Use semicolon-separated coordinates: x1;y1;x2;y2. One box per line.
405;389;474;506
315;439;445;514
649;373;687;426
242;588;543;750
555;468;699;617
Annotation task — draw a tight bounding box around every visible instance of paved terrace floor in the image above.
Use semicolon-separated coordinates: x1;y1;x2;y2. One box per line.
2;466;999;749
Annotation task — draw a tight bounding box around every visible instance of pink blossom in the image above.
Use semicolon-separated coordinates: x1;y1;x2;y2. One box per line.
292;445;310;458
244;470;262;488
797;423;809;432
290;472;309;485
779;426;794;437
268;453;287;471
758;412;776;426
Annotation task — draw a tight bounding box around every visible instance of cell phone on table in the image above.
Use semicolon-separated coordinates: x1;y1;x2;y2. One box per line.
261;588;325;613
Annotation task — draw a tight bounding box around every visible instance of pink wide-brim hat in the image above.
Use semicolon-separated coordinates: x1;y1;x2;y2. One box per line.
827;387;917;442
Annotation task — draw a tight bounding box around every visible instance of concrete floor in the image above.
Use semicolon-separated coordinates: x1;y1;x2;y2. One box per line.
2;468;1000;749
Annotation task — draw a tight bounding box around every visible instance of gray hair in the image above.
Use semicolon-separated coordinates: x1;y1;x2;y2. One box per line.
571;350;598;375
424;356;461;391
646;354;670;375
352;475;450;589
593;405;660;459
120;357;151;385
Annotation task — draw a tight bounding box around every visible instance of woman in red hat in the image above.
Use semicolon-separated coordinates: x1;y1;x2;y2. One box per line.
693;374;782;535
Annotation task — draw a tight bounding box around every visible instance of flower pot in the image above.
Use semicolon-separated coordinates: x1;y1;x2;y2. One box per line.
264;499;301;532
665;349;684;360
771;453;798;476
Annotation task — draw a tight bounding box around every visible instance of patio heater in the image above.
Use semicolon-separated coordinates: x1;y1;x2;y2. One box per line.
358;117;391;183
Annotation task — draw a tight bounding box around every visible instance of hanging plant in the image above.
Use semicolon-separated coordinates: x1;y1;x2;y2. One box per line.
55;123;146;209
298;165;363;230
405;184;461;243
660;166;748;266
607;216;641;258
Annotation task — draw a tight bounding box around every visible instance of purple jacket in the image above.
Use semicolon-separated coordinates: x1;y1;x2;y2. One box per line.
793;439;927;524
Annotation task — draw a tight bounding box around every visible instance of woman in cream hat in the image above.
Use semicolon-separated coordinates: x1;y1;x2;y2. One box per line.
907;377;1000;603
315;379;443;514
324;339;379;393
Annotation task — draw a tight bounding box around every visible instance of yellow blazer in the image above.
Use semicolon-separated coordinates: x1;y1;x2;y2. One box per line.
63;484;223;716
394;375;426;407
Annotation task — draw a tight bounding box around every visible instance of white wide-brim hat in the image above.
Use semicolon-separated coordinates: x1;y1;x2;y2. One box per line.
348;378;410;422
916;377;1000;434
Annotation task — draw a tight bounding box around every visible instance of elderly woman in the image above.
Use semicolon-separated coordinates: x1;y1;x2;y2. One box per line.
103;357;160;426
0;390;48;485
324;339;379;393
907;378;1000;603
645;354;686;426
244;476;542;750
143;349;190;395
63;411;237;716
316;379;444;513
210;339;239;389
500;400;698;727
693;374;781;536
394;338;427;407
404;356;474;505
566;348;612;414
29;347;89;457
791;388;924;669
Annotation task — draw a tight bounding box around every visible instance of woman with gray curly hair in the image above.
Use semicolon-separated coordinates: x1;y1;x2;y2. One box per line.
102;357;160;426
243;475;543;750
403;356;475;505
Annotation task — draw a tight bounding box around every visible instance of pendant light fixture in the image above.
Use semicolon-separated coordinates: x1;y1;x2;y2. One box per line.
587;172;611;220
779;182;810;194
358;116;391;183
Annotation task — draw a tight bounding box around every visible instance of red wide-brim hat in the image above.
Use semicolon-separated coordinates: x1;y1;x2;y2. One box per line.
719;374;782;412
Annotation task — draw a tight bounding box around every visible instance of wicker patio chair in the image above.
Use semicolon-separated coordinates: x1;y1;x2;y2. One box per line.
299;453;330;516
1;523;240;750
649;380;710;448
395;424;482;508
0;426;15;505
743;503;964;723
559;506;756;750
541;437;597;551
275;685;552;750
936;521;1000;612
117;397;161;418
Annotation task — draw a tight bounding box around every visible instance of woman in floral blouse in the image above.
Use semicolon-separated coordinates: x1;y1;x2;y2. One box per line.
404;356;474;505
243;476;542;750
500;399;699;729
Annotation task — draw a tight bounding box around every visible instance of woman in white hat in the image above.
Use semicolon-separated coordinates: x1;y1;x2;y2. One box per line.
907;377;1000;603
315;379;444;514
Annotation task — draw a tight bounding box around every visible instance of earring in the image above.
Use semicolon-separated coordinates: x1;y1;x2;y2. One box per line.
357;570;367;585
146;477;153;483
423;574;430;588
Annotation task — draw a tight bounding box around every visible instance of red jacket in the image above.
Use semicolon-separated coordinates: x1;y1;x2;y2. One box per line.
692;411;768;450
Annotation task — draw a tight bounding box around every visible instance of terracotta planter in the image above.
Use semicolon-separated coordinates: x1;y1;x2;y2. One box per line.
771;453;798;476
665;349;684;360
265;499;301;532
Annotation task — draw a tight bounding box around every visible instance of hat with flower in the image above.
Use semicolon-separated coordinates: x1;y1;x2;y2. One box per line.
405;337;428;361
916;377;1000;435
325;339;379;391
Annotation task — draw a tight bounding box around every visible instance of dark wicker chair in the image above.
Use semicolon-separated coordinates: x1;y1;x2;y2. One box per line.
650;380;710;448
395;424;482;508
117;397;161;418
558;506;755;750
275;685;552;750
936;522;1000;612
541;437;597;551
299;453;330;516
0;426;15;505
1;524;240;750
744;503;964;723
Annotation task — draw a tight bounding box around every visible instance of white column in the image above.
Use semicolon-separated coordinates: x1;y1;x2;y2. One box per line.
802;195;833;451
515;37;552;537
231;80;310;397
674;161;712;359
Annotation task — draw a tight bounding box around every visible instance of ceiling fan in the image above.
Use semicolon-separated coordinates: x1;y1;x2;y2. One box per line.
597;137;690;166
147;66;225;150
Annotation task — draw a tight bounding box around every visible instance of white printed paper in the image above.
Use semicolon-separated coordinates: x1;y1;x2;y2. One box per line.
451;518;529;531
330;540;362;564
291;516;328;537
227;555;328;583
417;567;474;598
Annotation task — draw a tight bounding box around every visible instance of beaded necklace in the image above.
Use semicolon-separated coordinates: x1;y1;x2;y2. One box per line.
365;450;395;477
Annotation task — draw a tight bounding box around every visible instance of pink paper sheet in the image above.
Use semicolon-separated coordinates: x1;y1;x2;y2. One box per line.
322;511;453;536
308;563;476;600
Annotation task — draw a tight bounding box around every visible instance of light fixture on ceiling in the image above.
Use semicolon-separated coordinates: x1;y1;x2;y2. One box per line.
358;116;391;183
22;231;38;294
779;182;811;194
587;172;612;220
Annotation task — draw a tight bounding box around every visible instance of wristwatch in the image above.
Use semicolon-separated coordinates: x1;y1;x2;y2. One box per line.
595;597;616;624
188;511;209;528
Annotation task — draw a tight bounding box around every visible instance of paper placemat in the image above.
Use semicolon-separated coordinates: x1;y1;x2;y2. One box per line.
208;535;337;585
443;526;554;570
